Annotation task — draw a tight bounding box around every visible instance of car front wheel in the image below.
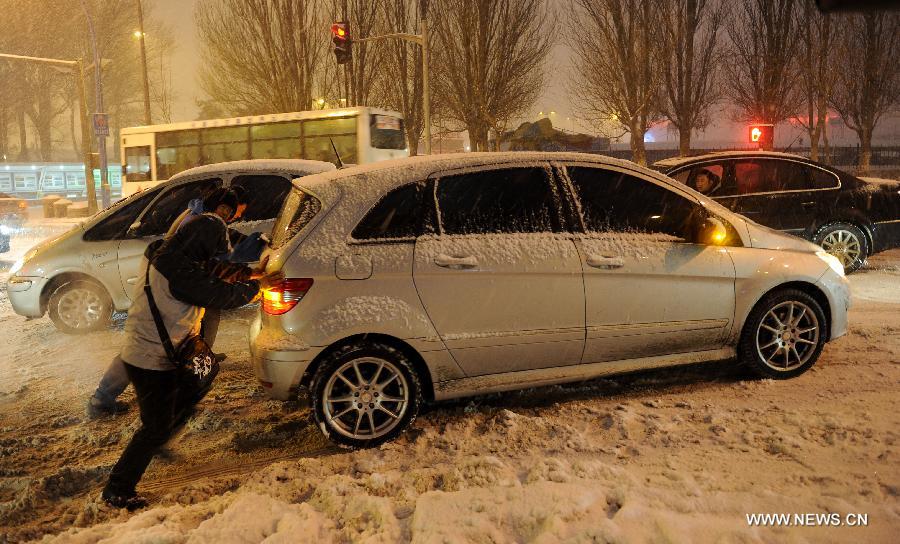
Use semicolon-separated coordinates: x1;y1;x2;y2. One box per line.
739;289;828;379
814;222;868;273
311;342;422;449
48;280;113;334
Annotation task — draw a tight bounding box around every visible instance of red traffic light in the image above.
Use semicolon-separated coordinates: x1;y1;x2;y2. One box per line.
748;124;774;148
331;23;348;40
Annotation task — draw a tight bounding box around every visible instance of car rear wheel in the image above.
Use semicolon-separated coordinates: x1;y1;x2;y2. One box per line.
311;342;422;449
48;280;113;334
739;289;827;379
814;222;868;273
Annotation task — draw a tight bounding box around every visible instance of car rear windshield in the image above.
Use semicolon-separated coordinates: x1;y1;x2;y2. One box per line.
270;187;321;249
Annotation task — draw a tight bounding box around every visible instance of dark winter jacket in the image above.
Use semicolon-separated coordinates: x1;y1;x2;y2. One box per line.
120;214;260;371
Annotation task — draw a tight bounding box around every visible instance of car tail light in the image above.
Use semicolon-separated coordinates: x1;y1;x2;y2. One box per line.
262;278;313;315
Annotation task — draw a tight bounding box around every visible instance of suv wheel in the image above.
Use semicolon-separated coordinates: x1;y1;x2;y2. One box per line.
48;280;112;334
739;289;827;379
311;342;422;449
814;222;868;273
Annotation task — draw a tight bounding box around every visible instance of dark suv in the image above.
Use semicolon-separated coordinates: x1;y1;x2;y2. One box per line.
656;151;900;273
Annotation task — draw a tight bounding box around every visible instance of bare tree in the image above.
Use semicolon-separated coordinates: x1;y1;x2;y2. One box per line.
659;0;725;156
794;0;835;162
431;0;555;151
725;0;801;137
196;0;326;115
376;0;426;154
569;0;660;166
830;12;900;173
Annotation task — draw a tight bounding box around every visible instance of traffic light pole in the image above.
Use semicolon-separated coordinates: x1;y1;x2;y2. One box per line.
355;31;432;155
0;53;99;214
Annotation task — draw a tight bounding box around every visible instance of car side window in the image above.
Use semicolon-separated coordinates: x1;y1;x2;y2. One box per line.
807;166;840;190
352;182;427;240
83;188;162;241
778;161;816;191
230;174;293;222
138;178;221;236
732;159;783;194
567;166;698;241
435;167;561;235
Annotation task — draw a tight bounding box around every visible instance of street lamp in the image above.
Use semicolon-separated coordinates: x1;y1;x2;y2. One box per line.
135;0;152;126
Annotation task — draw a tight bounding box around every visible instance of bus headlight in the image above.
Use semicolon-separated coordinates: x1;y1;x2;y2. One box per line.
817;251;845;277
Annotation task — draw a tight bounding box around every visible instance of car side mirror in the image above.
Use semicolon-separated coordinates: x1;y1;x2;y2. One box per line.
692;216;728;246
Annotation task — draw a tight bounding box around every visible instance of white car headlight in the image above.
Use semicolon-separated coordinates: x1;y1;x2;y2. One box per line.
0;224;11;236
817;251;845;277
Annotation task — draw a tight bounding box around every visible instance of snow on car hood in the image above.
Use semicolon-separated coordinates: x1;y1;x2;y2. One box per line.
743;220;821;253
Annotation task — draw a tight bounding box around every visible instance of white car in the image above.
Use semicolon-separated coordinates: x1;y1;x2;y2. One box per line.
251;152;850;448
7;160;335;333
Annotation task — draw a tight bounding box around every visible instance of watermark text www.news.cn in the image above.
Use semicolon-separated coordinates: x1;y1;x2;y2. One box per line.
746;513;869;527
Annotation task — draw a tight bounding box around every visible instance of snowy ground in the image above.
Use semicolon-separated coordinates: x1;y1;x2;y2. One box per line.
0;213;898;543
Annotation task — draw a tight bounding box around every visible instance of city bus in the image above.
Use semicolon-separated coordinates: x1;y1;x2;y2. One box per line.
119;106;408;197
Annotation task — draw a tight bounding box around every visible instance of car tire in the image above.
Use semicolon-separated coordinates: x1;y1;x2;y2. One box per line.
814;222;868;274
311;342;423;449
47;280;113;334
738;289;828;380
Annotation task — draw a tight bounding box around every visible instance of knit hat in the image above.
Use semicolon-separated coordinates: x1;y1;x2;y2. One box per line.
202;187;239;214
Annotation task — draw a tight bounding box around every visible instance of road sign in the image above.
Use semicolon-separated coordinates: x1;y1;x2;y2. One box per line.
92;113;109;137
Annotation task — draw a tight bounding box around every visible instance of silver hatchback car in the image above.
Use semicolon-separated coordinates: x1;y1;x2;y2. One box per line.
252;153;850;448
8;160;334;333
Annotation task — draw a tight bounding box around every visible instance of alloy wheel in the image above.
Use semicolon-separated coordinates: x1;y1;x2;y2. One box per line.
56;286;104;331
322;357;410;440
756;300;821;372
820;229;861;269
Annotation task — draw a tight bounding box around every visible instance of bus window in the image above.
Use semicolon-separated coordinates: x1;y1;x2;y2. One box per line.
371;115;406;150
157;130;201;179
203;126;250;164
0;174;11;192
302;117;357;164
250;122;302;159
125;146;151;182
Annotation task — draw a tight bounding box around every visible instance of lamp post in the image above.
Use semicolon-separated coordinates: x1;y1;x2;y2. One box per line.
79;0;111;209
135;0;152;125
0;53;99;214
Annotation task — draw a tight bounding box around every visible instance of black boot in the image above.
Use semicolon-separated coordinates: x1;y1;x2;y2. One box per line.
101;489;149;511
87;398;130;419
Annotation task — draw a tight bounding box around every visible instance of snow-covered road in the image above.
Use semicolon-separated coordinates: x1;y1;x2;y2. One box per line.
0;217;898;543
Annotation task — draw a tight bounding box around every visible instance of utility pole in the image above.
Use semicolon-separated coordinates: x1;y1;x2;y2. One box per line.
136;0;152;125
79;0;111;209
420;0;431;155
0;53;99;214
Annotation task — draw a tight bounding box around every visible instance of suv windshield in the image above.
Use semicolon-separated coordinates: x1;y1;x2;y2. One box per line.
270;187;321;249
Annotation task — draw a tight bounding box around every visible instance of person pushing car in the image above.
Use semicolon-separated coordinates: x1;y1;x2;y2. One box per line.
101;188;283;510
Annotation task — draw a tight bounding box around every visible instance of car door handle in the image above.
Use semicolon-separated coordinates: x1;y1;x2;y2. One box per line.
126;277;138;285
801;201;816;208
434;254;479;269
586;255;625;269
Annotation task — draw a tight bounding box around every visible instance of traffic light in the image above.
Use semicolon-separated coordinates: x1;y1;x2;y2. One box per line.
332;21;352;65
748;124;774;150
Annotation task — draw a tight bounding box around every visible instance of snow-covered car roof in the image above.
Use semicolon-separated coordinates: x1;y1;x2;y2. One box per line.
653;150;810;170
296;152;681;200
170;159;336;181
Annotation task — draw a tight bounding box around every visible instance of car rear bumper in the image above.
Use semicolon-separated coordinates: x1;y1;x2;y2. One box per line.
7;275;47;317
249;314;320;401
